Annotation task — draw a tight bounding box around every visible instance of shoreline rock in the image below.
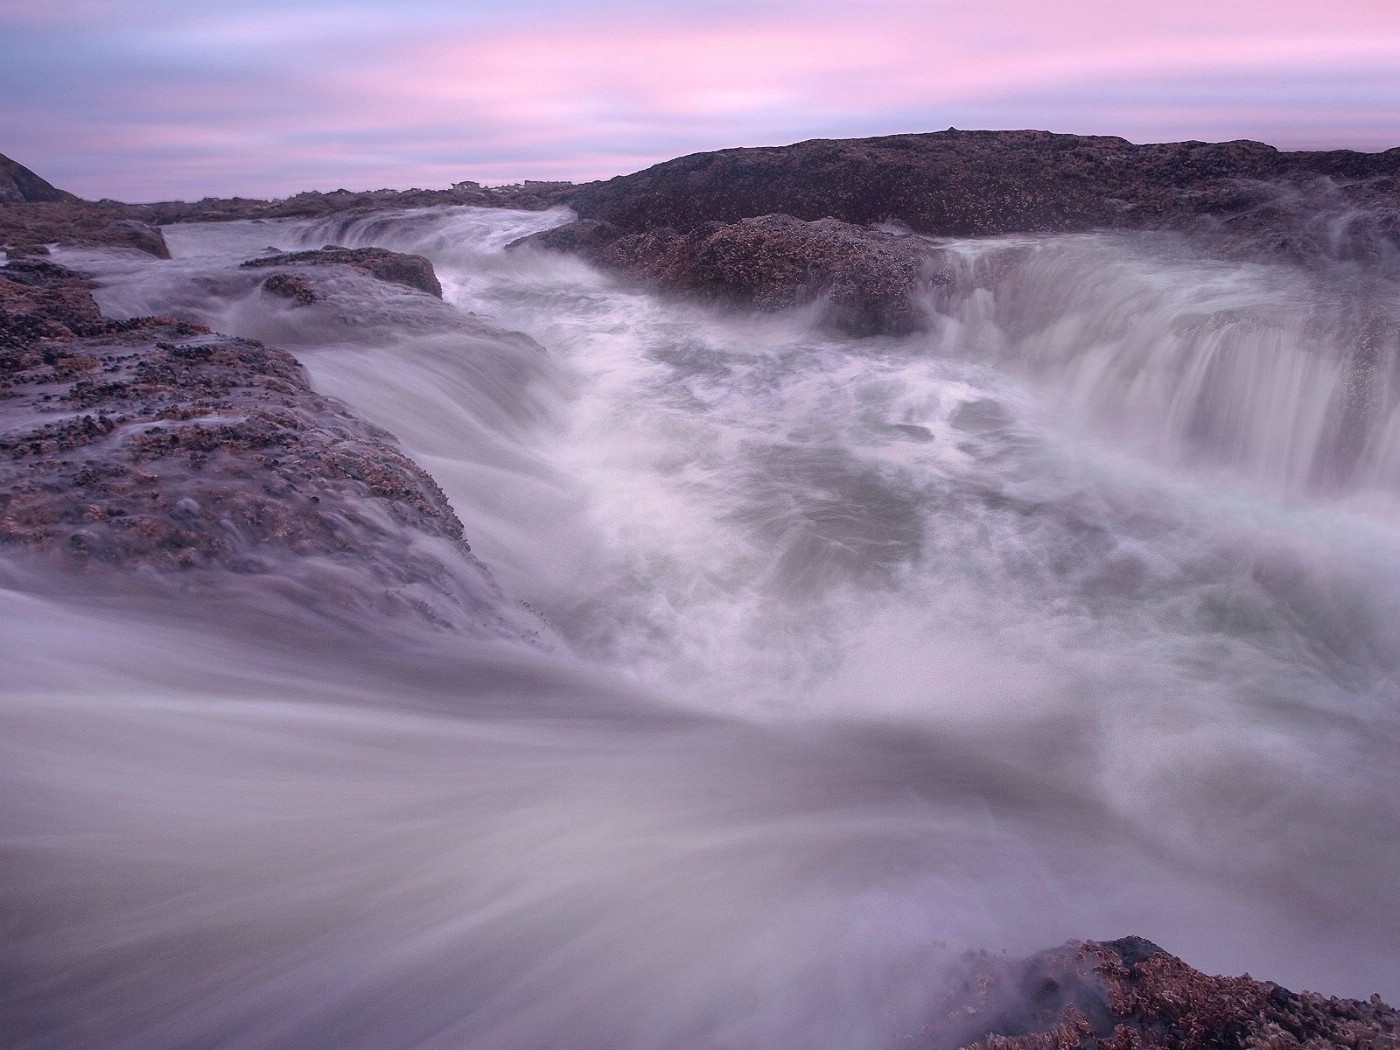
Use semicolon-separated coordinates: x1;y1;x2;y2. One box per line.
0;257;508;633
0;199;171;260
117;178;576;225
563;130;1400;243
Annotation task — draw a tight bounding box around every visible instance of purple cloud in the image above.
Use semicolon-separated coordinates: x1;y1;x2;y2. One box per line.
1;0;1396;200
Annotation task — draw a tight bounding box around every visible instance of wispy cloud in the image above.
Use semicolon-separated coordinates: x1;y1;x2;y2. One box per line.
2;0;1396;200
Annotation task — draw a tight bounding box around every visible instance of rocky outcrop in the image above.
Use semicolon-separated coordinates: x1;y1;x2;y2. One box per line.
522;213;944;334
1;153;168;257
920;937;1398;1050
531;131;1400;333
0;258;504;631
0;152;77;204
241;245;443;297
0;200;170;259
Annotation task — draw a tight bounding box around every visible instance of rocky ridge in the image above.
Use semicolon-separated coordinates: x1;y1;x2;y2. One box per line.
563;130;1400;243
0;150;572;261
0;199;171;260
119;178;575;225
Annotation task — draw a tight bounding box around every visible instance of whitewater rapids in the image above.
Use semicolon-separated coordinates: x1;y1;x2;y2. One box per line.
3;205;1398;1048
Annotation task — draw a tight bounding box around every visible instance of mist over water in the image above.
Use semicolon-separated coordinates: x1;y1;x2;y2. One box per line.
5;205;1400;1048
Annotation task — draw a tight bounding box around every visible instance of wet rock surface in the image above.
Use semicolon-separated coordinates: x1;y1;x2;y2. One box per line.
920;938;1398;1050
526;213;944;334
241;244;444;298
2;153;170;257
0;199;171;259
0;258;505;631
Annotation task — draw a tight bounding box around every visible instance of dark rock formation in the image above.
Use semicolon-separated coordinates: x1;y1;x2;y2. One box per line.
0;258;121;341
0;258;504;631
241;245;443;298
0;152;77;204
918;938;1399;1050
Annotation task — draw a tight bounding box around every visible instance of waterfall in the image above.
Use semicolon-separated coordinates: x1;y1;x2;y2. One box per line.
3;205;1397;1049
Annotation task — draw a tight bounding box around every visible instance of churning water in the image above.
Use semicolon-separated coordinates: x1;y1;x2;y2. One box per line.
4;205;1399;1048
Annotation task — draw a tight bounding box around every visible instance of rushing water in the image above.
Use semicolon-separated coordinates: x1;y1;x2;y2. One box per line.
4;206;1400;1048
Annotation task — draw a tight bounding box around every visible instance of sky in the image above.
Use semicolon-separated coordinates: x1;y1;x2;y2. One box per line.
2;0;1398;202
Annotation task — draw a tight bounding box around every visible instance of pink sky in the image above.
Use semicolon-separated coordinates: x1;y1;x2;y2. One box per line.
2;0;1398;200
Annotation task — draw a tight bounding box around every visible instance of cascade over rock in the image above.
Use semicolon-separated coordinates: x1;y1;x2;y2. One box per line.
517;212;944;334
522;130;1400;334
241;244;444;298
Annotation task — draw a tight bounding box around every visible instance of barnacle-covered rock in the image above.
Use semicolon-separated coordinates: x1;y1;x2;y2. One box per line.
516;213;947;335
0;258;513;634
918;938;1399;1050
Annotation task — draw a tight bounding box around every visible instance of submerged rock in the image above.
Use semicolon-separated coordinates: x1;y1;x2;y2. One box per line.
257;271;318;304
919;938;1399;1050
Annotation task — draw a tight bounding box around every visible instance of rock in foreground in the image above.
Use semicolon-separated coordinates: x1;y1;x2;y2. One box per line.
920;937;1398;1050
